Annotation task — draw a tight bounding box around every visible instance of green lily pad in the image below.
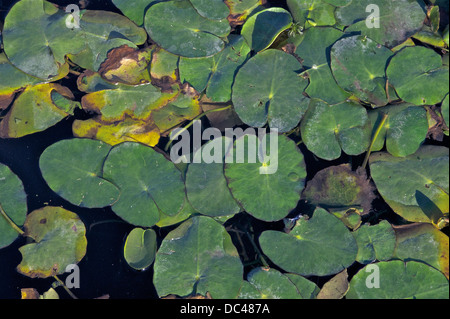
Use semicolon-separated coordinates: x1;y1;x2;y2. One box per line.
259;208;358;276
179;35;251;102
330;35;394;106
0;163;27;249
387;46;449;106
295;26;350;105
239;268;303;299
189;0;231;20
300;99;371;161
17;206;87;279
124;227;157;270
144;0;231;58
336;0;427;48
441;94;449;131
185;137;240;217
150;48;180;82
153;216;243;299
285;273;320;299
287;0;337;27
39;138;120;208
0;83;80;138
2;0;147;80
224;133;307;222
112;0;161;26
353;220;396;264
232;49;309;133
394;223;449;279
302;164;375;214
103;142;186;227
368;103;429;157
369;146;449;224
241;7;293;53
347;260;449;299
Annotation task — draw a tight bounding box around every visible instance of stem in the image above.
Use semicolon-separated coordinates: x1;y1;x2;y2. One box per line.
68;69;81;76
53;275;78;299
245;230;270;268
0;203;25;236
164;105;233;151
362;113;389;170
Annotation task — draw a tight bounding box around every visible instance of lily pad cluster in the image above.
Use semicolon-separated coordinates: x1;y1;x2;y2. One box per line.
0;0;449;300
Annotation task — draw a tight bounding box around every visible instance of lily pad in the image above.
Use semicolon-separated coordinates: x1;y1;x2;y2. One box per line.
441;94;449;131
103;142;186;227
112;0;161;26
124;227;157;270
153;216;243;299
241;7;293;53
239;268;303;299
353;220;396;264
295;26;350;105
185;137;240;217
39;138;120;208
260;208;357;276
232;49;309;133
17;206;87;279
347;260;449;299
300;99;371;161
386;46;449;106
2;0;147;80
316;270;349;299
0;163;27;249
224;133;307;222
336;0;427;48
394;223;449;279
330;35;394;107
0;83;80;138
284;273;320;298
368;103;429;157
189;0;231;20
179;35;251;102
144;0;231;58
287;0;337;27
369;146;449;224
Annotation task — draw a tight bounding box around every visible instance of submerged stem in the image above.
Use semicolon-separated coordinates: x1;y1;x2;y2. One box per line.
362;113;389;170
53;275;78;299
0;203;25;236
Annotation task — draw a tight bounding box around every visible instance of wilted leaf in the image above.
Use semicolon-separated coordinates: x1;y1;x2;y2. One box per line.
317;270;349;299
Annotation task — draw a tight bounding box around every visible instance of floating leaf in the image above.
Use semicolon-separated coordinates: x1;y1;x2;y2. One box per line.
0;163;27;249
316;270;349;299
189;0;230;20
259;208;358;276
284;273;320;299
112;0;160;26
232;49;309;133
124;227;157;270
295;26;349;105
17;206;87;278
0;83;80;138
239;268;303;299
330;35;393;106
186;137;240;217
300;99;371;161
387;46;449;106
368;103;429;157
336;0;427;48
39;138;120;208
302;164;375;214
347;260;449;299
224;133;307;222
287;0;337;27
369;146;449;224
394;223;449;279
103;142;186;227
225;0;262;26
2;0;147;80
241;7;293;53
150;48;180;82
153;216;243;299
353;220;396;264
179;35;250;102
144;0;231;58
441;94;449;131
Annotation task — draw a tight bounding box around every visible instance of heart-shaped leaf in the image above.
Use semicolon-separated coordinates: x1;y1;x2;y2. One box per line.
112;0;161;26
287;0;337;27
144;0;230;58
189;0;231;20
39;138;120;208
0;163;27;249
224;133;307;222
17;206;87;278
124;227;157;270
232;49;309;133
387;46;449;105
347;260;449;299
300;99;371;161
153;216;243;299
260;208;357;276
